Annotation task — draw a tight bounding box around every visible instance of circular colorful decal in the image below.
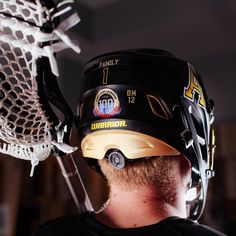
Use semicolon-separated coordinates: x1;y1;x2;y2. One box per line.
93;88;121;118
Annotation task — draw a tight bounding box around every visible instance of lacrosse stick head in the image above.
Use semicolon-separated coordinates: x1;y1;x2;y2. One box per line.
0;0;80;175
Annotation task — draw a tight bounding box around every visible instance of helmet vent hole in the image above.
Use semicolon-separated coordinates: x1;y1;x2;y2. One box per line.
191;114;205;140
191;114;208;162
147;95;169;120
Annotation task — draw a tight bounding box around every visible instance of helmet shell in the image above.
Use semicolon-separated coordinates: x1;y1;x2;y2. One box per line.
76;49;215;220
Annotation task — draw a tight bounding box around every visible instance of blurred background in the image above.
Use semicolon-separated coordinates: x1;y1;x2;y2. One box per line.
0;0;236;235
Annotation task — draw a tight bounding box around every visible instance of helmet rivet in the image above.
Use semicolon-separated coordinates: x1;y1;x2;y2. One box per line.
108;151;126;169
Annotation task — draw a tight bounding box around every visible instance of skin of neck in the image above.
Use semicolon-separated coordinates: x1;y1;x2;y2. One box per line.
95;156;191;228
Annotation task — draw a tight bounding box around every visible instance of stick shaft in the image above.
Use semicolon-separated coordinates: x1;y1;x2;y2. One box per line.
56;154;93;213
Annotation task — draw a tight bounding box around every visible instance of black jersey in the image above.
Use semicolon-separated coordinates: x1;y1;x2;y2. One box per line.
33;211;227;236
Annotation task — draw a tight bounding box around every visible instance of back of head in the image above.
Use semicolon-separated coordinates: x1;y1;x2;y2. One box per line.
76;48;215;220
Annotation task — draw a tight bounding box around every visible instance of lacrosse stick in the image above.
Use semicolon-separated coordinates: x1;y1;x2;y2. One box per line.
0;0;93;213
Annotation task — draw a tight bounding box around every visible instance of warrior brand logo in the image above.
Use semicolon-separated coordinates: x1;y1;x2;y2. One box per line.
93;88;121;118
184;64;206;108
91;120;127;130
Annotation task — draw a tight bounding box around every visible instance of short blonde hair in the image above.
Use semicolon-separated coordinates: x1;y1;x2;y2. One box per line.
99;156;181;203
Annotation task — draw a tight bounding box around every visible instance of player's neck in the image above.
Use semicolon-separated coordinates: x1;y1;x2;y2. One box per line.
95;184;187;228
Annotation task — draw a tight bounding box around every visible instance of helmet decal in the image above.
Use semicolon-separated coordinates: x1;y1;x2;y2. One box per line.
91;120;127;131
102;67;109;84
99;59;120;69
184;64;206;108
93;88;121;118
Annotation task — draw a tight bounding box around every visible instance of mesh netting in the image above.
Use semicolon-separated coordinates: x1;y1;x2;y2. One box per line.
0;0;49;26
0;0;80;175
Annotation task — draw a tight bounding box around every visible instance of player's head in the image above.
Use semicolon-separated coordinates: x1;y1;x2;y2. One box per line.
76;48;215;220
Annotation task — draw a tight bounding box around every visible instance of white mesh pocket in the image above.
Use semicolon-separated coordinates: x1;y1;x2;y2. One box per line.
0;0;80;175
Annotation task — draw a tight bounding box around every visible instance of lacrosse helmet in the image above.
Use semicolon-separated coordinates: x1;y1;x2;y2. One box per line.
76;49;215;220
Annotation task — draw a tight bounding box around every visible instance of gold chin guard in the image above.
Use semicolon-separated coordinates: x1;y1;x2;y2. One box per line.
81;129;180;160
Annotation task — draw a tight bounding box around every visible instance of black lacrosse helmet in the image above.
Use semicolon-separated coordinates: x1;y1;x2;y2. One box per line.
76;49;215;220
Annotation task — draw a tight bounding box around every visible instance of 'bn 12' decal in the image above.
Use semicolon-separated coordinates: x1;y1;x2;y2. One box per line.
184;64;206;108
93;88;121;118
